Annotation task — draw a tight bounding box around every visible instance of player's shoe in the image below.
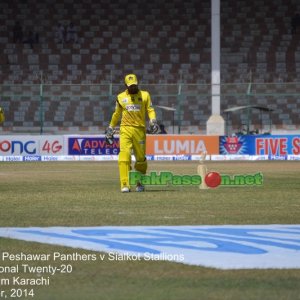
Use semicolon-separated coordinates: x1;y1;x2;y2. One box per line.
121;187;130;193
136;182;145;192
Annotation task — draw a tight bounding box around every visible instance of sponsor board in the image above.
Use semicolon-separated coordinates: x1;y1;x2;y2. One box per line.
255;136;300;156
40;137;64;155
248;155;269;161
0;154;298;162
288;155;300;160
173;155;192;160
191;154;211;161
68;137;119;155
55;156;80;161
0;138;36;155
0;136;64;156
153;155;193;161
146;155;155;161
220;136;247;155
1;135;299;161
147;135;219;155
220;135;300;156
211;155;251;161
42;156;59;161
2;156;23;162
76;155;118;161
268;155;288;160
83;155;118;161
0;225;299;269
154;155;174;161
23;156;42;162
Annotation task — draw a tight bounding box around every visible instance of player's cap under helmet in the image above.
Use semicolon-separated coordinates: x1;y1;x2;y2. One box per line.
125;74;138;86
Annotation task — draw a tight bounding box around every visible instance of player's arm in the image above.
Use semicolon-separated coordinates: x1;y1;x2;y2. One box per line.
146;92;156;121
105;99;122;145
109;99;122;128
146;93;159;134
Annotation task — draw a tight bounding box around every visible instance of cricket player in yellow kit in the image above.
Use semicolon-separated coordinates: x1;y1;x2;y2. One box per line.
0;107;5;124
106;74;159;192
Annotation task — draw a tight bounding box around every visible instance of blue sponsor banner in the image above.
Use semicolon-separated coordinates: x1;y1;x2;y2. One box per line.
23;155;42;161
146;155;155;161
68;137;120;155
220;135;248;155
220;135;300;156
173;155;192;160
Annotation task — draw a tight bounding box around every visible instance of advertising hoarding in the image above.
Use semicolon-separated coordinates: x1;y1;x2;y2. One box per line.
68;137;119;155
0;136;64;156
220;135;300;156
146;135;219;155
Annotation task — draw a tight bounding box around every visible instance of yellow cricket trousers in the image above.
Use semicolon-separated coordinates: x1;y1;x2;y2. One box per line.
118;126;148;189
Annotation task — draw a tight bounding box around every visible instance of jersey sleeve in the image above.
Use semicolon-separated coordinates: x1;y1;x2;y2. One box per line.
109;99;122;128
146;92;157;121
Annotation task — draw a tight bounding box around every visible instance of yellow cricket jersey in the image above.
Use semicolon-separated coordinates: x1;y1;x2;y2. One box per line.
109;89;156;128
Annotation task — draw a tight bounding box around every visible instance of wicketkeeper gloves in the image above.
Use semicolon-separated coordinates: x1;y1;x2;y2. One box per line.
149;119;159;134
105;126;115;145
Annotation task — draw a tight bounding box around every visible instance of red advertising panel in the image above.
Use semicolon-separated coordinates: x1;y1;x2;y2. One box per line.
146;135;219;155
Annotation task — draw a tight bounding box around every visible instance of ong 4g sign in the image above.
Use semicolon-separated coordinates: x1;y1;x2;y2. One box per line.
0;136;64;156
0;138;36;155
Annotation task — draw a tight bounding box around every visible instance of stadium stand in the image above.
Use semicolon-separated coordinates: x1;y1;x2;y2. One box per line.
0;0;299;134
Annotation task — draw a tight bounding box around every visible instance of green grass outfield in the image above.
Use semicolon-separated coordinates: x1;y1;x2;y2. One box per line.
0;161;300;300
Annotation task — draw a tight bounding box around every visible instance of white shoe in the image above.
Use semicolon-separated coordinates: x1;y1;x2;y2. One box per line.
136;183;145;192
121;187;130;193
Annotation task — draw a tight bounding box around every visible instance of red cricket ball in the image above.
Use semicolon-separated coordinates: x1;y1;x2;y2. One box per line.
205;172;221;188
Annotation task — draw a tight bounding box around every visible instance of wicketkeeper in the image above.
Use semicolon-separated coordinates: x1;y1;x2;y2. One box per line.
105;74;159;192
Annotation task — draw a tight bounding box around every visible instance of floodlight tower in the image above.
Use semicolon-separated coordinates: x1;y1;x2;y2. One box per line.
206;0;225;135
